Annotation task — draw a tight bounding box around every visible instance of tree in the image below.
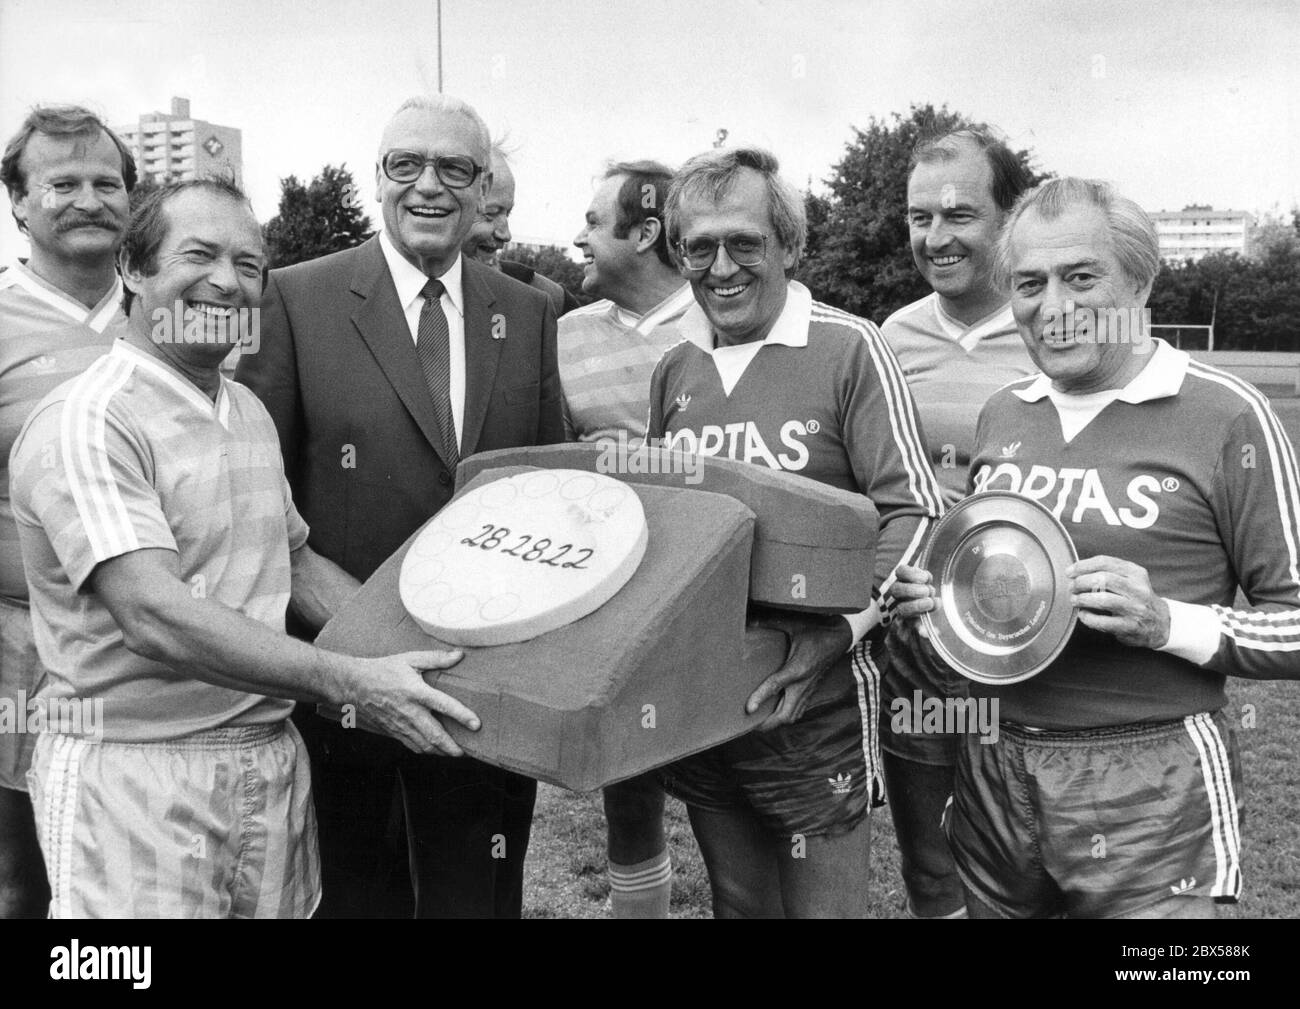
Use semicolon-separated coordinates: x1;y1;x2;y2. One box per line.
1148;235;1300;351
797;104;1048;323
500;244;587;302
802;190;830;265
262;164;372;269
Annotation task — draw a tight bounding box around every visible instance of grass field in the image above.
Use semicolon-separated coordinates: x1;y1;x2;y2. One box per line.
523;677;1300;919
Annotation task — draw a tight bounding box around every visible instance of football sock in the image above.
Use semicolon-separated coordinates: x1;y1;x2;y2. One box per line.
608;851;673;919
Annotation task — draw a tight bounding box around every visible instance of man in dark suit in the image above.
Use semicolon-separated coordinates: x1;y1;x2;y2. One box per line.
236;94;564;918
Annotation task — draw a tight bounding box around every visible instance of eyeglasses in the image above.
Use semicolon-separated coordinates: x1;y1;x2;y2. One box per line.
381;151;484;188
676;231;768;271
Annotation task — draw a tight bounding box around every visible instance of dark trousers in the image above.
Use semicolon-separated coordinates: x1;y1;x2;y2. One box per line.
294;705;536;918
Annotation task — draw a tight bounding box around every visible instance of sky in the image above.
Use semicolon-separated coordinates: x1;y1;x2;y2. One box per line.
1;0;1296;262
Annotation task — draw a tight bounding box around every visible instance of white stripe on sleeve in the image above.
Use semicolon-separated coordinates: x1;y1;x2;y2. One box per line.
62;357;139;560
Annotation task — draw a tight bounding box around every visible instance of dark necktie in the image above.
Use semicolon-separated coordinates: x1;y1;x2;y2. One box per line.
417;278;459;468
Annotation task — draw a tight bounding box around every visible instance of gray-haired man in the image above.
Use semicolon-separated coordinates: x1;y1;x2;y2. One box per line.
237;94;564;917
891;178;1300;918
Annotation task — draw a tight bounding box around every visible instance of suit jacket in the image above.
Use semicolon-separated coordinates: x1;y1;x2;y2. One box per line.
498;259;582;317
236;236;565;583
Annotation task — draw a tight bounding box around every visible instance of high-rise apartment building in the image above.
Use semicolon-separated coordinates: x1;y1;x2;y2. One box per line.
115;97;243;187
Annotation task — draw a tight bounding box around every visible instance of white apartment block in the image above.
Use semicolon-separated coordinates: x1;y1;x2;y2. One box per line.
1148;205;1254;262
115;97;243;187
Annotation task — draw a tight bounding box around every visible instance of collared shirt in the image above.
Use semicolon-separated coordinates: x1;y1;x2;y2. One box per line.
651;280;945;644
558;283;695;444
678;278;815;395
1012;337;1182;440
0;260;126;600
378;231;467;446
968;338;1300;725
1006;339;1212;662
9;340;305;741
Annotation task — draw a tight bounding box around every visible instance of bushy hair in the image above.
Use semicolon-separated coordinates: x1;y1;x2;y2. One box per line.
2;104;137;232
665;147;806;272
994;177;1160;292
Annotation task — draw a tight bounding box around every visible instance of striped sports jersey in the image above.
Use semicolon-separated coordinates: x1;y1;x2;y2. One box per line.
968;340;1300;727
9;340;305;741
881;292;1036;499
0;260;125;599
559;284;694;443
648;281;944;603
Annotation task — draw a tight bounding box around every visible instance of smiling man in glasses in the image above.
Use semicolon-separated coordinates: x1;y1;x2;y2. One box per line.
236;94;564;918
648;147;943;917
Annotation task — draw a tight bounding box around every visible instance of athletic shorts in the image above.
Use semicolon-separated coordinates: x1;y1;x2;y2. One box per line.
879;621;970;767
0;595;43;792
659;642;885;839
29;721;320;919
946;710;1243;918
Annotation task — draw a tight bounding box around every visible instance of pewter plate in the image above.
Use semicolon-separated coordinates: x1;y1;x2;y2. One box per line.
919;491;1078;685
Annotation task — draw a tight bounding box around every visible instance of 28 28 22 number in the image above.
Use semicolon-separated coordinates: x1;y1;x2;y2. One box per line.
459;524;593;569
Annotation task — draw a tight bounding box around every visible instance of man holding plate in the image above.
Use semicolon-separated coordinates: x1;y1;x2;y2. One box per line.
891;177;1300;918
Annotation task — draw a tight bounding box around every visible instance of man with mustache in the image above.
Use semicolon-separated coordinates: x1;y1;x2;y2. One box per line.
0;105;134;917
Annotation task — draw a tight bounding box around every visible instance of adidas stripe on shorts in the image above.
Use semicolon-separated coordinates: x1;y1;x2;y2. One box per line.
946;709;1242;918
660;643;885;838
29;721;320;918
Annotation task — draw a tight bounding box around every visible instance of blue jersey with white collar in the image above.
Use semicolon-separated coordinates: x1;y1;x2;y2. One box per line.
969;340;1300;727
648;282;944;602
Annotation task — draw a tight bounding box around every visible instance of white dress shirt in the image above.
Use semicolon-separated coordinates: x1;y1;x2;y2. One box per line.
378;230;467;447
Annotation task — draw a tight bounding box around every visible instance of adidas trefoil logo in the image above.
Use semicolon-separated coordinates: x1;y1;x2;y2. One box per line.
827;772;852;796
1001;440;1021;459
675;393;691;411
32;355;57;373
1169;876;1197;895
